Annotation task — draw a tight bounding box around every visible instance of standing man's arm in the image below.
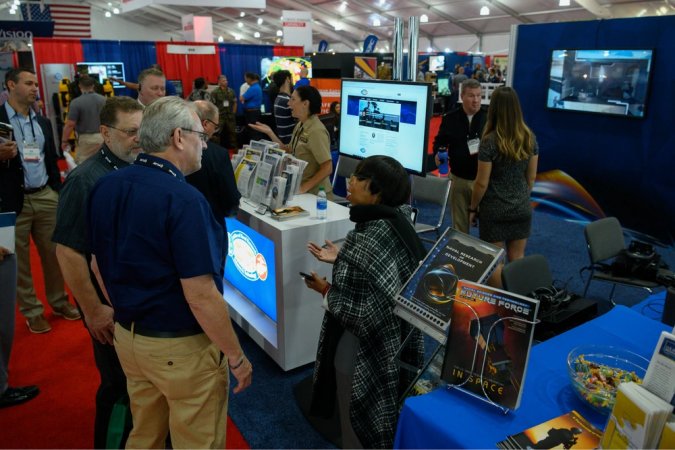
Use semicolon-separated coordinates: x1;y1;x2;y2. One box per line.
61;119;76;152
181;275;252;394
56;245;114;344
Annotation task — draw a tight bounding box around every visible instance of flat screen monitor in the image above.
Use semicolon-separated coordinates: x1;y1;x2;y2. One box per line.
260;56;312;87
339;79;432;175
168;79;183;98
437;73;451;96
546;49;653;118
224;218;277;322
76;62;126;89
429;55;445;72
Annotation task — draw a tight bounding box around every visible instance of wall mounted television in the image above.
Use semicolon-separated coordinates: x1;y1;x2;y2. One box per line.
76;62;126;89
339;78;432;175
546;49;653;118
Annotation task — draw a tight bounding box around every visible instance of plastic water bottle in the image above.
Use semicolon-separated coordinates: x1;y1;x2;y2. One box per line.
437;147;449;176
317;187;327;220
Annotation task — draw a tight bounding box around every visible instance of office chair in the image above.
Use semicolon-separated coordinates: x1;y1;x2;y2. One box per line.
331;155;360;206
410;174;451;243
582;217;658;304
502;254;553;296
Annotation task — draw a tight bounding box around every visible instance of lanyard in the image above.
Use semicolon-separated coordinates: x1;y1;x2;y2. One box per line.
11;111;36;142
100;147;122;171
135;154;180;178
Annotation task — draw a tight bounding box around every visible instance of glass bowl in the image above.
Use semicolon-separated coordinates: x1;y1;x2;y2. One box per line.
566;344;649;415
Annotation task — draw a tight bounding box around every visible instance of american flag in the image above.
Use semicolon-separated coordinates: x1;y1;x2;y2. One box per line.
20;3;91;38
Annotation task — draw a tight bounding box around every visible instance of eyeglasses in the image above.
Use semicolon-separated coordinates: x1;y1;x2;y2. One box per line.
204;118;221;132
105;124;139;137
180;128;209;144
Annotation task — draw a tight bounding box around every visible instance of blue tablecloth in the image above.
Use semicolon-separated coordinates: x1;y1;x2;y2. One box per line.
394;306;669;449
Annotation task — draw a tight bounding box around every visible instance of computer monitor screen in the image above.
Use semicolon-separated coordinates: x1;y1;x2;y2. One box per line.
76;62;126;89
546;49;653;118
429;55;445;72
339;79;432;175
437;76;451;96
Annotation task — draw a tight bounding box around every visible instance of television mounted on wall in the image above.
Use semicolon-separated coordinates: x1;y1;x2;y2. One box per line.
339;78;432;175
546;49;653;118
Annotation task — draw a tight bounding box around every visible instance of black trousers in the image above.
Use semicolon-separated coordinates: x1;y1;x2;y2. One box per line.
91;335;130;449
244;109;264;142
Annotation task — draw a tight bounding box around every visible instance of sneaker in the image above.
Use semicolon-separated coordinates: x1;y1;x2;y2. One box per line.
53;303;81;321
26;315;52;334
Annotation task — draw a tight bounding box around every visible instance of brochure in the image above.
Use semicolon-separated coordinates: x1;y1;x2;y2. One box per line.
496;410;602;449
0;211;16;253
642;330;675;408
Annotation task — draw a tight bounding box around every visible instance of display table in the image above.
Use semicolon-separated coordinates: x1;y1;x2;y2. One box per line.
223;194;354;371
394;306;669;449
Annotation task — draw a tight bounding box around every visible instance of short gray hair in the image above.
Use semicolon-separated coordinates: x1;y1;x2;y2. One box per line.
139;96;197;154
193;100;218;122
461;78;481;91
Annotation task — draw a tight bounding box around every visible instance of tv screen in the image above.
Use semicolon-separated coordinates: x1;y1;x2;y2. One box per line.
429;55;445;72
76;62;126;89
261;56;312;88
546;49;653;118
339;79;431;175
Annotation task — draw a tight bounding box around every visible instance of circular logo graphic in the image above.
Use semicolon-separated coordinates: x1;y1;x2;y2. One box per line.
228;230;268;282
422;264;458;304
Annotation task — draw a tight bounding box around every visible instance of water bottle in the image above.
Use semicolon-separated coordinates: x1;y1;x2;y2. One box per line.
317;187;327;220
437;147;449;176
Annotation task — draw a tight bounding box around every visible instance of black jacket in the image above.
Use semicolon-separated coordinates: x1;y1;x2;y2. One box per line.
0;104;62;214
432;105;487;180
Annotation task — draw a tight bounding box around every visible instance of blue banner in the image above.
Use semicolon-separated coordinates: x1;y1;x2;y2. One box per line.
0;20;54;38
318;40;328;52
363;35;378;53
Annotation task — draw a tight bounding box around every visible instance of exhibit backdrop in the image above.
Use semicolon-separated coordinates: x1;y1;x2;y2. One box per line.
512;16;675;244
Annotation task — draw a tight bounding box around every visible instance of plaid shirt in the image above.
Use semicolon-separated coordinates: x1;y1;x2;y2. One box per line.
313;206;424;448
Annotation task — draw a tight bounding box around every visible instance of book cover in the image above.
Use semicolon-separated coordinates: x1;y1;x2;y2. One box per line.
270;205;309;221
0;211;17;253
394;228;505;342
440;280;539;410
497;410;602;449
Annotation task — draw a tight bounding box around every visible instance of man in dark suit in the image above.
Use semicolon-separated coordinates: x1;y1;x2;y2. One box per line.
0;68;79;335
186;100;241;223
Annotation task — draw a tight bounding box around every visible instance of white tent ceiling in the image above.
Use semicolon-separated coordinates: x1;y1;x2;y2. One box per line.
22;0;675;50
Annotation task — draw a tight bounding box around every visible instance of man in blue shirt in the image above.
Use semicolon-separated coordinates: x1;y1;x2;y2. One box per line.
240;72;263;142
293;65;310;90
88;96;252;448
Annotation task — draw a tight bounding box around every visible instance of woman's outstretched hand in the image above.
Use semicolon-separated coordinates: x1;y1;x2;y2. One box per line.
308;240;338;264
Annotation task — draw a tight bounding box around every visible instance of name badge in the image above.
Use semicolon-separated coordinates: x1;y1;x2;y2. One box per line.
299;133;309;144
467;138;480;155
23;142;40;162
223;100;229;107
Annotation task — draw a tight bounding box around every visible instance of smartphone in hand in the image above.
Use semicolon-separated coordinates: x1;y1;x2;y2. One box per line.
299;271;313;280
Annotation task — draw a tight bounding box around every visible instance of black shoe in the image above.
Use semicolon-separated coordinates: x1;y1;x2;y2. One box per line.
0;385;40;408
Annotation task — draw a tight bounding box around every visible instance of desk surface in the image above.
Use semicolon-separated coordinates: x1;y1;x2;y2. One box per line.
394;306;669;449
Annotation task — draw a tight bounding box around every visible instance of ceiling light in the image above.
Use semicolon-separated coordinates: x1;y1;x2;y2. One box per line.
9;7;16;13
235;34;241;40
354;48;359;52
112;7;119;14
257;17;263;25
107;1;112;5
338;2;347;12
420;14;428;23
27;42;31;47
104;11;111;18
379;48;385;53
427;46;433;52
403;48;409;53
218;35;224;42
254;31;260;38
237;22;243;28
444;48;450;53
480;6;490;16
240;11;245;17
334;22;343;31
276;30;283;36
378;0;385;5
559;0;570;5
636;8;647;17
276;37;281;43
13;0;20;6
373;18;381;26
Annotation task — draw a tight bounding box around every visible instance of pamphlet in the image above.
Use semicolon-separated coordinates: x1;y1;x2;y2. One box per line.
394;228;504;342
440;280;539;410
0;121;13;143
244;147;263;161
270;205;309;221
496;410;602;450
642;331;675;408
0;211;16;253
249;161;273;205
234;157;258;198
269;176;287;210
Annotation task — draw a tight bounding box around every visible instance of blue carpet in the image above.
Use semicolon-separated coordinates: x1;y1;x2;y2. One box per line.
227;204;675;449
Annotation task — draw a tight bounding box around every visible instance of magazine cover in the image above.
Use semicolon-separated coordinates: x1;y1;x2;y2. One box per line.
394;228;504;342
497;410;602;449
440;280;539;410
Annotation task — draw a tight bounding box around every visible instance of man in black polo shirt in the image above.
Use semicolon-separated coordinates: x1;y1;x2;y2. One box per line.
88;97;252;449
52;96;143;448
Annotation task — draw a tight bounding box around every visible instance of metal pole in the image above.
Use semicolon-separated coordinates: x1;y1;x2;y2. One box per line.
393;17;404;81
407;16;419;81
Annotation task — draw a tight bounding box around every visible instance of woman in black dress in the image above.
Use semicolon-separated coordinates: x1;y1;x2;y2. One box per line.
468;86;539;287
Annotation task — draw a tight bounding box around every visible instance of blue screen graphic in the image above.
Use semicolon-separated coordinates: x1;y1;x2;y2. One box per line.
224;218;277;322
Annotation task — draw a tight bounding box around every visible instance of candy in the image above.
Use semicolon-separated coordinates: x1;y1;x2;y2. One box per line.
571;355;642;411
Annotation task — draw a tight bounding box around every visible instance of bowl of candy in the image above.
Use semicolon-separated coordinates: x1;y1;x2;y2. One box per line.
567;345;649;415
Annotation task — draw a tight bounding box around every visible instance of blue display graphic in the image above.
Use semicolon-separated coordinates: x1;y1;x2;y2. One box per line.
224;218;277;322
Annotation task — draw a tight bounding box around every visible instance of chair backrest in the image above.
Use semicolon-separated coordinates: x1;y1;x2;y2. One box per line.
584;217;625;264
410;174;451;230
502;254;553;296
332;155;361;190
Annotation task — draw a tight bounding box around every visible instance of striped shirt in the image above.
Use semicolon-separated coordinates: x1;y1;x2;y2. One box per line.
273;93;295;144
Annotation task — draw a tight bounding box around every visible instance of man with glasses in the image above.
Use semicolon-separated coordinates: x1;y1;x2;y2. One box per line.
0;67;78;335
52;96;143;448
186;100;240;223
87;96;252;449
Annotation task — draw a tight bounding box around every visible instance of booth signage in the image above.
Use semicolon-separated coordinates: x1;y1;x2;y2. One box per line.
122;0;264;13
0;20;54;38
282;10;312;53
167;44;215;55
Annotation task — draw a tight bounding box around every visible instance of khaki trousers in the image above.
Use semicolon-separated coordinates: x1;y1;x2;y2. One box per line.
113;323;229;449
15;186;68;319
76;133;103;163
449;174;474;235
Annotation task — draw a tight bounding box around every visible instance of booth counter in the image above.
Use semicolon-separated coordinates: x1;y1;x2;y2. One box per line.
222;194;354;371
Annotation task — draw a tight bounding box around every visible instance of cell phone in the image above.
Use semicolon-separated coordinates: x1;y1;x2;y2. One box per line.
299;271;313;280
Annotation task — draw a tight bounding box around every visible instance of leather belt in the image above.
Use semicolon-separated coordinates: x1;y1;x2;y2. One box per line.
117;321;203;338
24;184;48;194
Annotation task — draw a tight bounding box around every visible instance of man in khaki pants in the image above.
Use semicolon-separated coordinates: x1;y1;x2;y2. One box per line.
0;68;79;334
61;76;106;163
